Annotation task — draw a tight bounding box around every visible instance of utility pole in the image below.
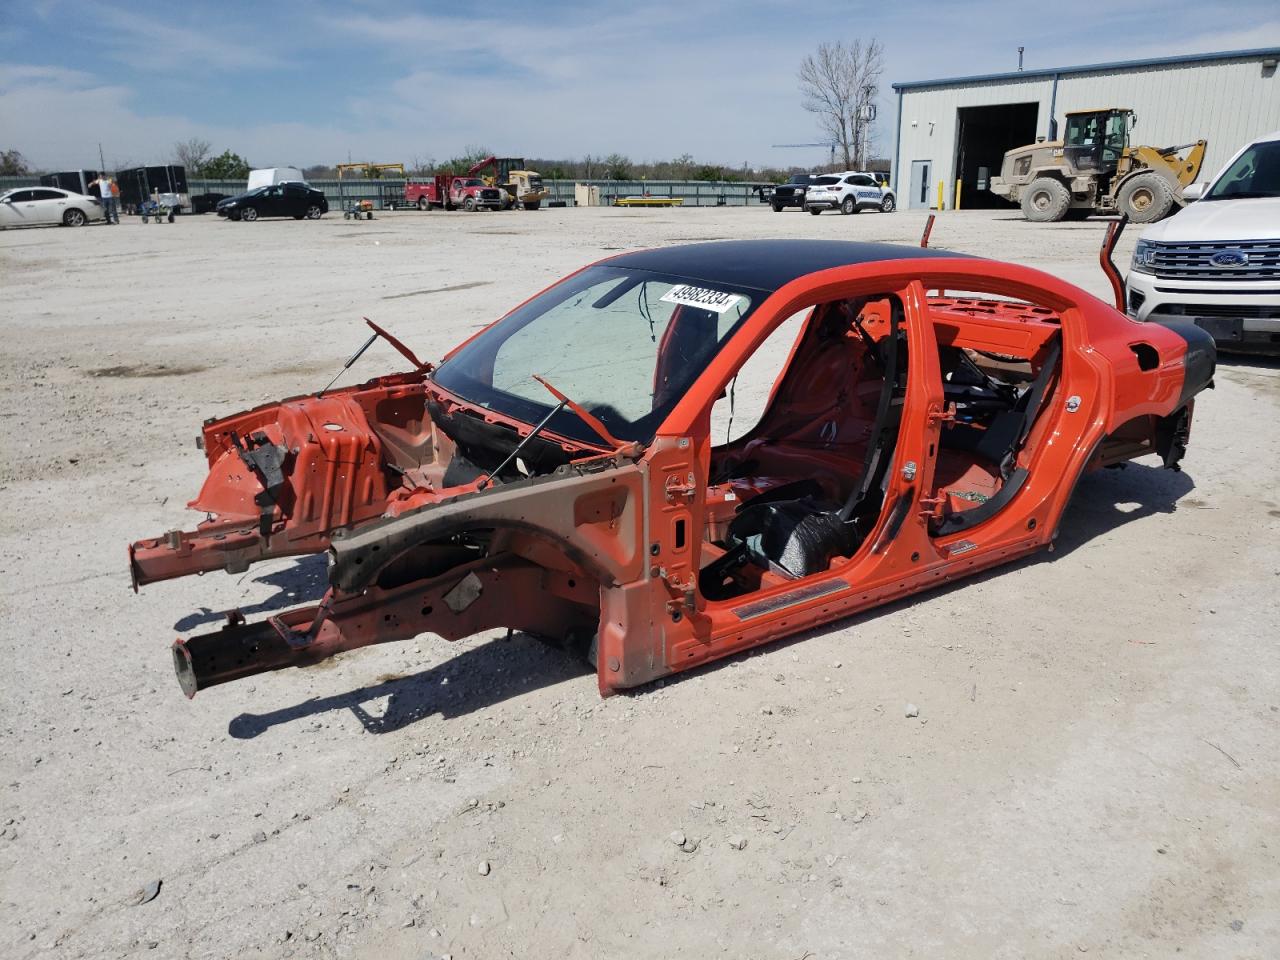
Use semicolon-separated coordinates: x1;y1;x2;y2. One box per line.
98;142;106;175
855;85;877;169
1018;46;1025;71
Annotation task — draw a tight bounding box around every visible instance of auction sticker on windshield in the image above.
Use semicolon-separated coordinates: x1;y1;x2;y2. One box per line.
660;284;743;314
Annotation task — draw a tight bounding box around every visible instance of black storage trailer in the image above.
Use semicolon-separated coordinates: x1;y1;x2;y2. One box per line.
117;165;189;212
40;170;100;195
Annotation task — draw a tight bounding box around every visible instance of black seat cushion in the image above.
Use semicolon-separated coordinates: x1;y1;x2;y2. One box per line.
727;497;860;580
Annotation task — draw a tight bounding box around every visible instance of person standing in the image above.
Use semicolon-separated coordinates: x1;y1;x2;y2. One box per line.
90;173;119;224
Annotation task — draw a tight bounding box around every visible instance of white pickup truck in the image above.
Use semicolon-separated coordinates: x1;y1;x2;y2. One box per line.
1127;130;1280;355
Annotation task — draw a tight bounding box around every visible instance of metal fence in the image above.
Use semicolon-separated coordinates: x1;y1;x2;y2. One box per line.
1;175;773;208
542;179;772;207
189;178;771;208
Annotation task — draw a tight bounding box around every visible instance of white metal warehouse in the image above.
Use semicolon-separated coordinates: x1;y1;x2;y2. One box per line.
890;47;1280;210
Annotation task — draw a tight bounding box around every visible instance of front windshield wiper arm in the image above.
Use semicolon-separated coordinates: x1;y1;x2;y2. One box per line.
476;398;567;490
477;375;631;490
533;374;629;450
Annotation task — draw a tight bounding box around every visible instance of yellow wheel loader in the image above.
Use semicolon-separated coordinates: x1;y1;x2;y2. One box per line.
502;169;550;210
468;157;551;210
990;108;1205;223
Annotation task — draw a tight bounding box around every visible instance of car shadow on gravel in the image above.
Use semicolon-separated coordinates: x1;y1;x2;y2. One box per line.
1048;461;1196;557
226;461;1192;728
227;633;590;739
1218;354;1280;372
173;555;328;632
624;459;1196;697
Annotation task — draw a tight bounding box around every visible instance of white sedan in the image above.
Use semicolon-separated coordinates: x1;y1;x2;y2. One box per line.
0;187;104;228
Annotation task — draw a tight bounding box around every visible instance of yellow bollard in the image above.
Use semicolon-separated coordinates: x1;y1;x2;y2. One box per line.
936;180;944;210
955;179;963;211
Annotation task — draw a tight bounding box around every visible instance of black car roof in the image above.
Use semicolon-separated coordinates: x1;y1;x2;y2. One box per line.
606;239;971;293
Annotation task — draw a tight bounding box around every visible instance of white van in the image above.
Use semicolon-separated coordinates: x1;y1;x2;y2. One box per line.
246;167;307;191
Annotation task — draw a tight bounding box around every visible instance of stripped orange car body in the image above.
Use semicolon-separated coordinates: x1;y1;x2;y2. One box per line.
129;241;1214;699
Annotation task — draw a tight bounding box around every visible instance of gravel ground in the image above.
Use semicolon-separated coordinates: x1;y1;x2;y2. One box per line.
1;206;1277;960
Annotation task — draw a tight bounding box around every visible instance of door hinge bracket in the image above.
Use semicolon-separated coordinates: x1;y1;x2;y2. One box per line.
664;472;697;502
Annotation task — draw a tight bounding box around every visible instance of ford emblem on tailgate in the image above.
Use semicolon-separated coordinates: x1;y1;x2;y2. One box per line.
1210;250;1249;267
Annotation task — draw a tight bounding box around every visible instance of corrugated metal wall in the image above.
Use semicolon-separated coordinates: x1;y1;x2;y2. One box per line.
895;52;1280;208
1054;59;1278;174
895;76;1054;207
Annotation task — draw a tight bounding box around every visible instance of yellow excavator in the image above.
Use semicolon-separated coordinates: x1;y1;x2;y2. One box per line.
990;108;1205;223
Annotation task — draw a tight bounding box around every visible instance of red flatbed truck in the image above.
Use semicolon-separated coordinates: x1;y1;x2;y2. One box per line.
404;174;505;211
403;156;547;211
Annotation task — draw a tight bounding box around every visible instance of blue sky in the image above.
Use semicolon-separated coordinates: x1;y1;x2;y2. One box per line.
1;0;1277;171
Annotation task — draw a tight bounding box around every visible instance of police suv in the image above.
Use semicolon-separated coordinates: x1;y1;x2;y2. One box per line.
804;172;896;215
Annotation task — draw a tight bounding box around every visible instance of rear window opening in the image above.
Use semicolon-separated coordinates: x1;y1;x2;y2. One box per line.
928;289;1062;320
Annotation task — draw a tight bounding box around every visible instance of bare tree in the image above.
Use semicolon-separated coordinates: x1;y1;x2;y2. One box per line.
173;137;212;175
0;149;32;176
408;155;436;176
670;153;695;178
798;39;884;169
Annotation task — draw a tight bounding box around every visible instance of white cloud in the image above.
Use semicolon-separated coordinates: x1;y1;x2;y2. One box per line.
30;0;63;20
0;63;99;87
325;5;809;163
328;11;648;82
6;1;1276;171
94;4;284;71
0;63;376;169
1082;20;1280;63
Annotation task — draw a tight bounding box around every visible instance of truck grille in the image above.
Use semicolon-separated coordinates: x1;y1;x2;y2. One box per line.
1150;303;1280;319
480;189;500;200
1150;240;1280;281
775;187;800;198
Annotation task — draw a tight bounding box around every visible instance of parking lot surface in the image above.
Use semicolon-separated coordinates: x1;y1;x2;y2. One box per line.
2;206;1277;958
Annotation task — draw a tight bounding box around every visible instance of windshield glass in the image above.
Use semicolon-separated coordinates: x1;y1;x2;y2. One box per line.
1102;112;1127;163
813;176;840;186
432;265;760;446
1065;113;1102;147
1203;139;1280;201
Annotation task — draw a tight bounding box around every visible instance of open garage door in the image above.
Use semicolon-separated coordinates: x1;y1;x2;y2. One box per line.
955;103;1039;209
